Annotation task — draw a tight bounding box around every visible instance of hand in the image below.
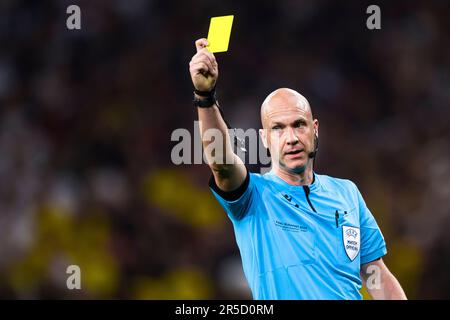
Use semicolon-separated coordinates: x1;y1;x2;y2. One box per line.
189;38;219;92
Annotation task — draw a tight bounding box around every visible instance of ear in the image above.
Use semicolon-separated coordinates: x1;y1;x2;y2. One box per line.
313;119;319;138
259;128;269;149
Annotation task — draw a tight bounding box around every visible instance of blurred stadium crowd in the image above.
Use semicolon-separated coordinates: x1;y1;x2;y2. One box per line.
0;0;448;299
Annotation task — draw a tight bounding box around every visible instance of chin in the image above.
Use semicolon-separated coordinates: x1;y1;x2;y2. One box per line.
281;160;307;174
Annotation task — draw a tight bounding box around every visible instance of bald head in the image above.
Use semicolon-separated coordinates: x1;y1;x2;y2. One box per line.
261;88;313;128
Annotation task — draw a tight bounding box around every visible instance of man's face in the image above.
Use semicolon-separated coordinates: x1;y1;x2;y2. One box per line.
260;90;318;174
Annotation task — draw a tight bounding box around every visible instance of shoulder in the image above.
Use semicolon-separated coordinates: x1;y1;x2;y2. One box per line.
244;171;268;191
248;171;270;184
249;170;286;187
317;173;359;193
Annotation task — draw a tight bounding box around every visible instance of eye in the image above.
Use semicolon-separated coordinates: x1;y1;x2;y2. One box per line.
272;125;282;130
294;120;306;128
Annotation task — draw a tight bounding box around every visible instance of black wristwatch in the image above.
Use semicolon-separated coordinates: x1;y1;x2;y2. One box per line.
193;86;218;108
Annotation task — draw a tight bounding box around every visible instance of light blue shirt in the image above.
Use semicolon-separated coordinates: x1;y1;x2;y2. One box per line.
210;170;387;300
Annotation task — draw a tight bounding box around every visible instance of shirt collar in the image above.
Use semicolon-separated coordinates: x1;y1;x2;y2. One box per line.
267;170;321;192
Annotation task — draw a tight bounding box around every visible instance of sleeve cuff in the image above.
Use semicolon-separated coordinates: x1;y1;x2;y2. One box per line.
209;169;250;202
361;246;387;265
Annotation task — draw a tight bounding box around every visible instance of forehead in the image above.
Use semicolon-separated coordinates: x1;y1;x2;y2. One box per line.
263;94;312;124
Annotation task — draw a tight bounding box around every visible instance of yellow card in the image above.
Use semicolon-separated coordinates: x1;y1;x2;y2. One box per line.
206;15;234;53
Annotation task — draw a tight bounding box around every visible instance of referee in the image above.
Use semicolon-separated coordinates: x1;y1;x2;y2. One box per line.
189;38;407;300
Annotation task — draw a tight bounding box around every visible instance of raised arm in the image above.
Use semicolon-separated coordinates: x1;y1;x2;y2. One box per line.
189;38;246;192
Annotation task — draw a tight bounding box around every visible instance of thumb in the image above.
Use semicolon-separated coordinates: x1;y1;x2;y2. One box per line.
195;38;209;52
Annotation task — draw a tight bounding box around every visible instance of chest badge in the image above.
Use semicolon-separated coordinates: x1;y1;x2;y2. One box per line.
342;226;360;261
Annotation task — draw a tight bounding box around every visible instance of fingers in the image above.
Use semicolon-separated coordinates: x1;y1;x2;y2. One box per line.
190;61;208;73
194;38;217;64
191;52;215;71
195;38;209;52
190;50;218;76
202;50;217;69
191;38;219;79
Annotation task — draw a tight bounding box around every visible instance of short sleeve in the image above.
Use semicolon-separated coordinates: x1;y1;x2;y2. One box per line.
209;170;256;221
355;185;387;265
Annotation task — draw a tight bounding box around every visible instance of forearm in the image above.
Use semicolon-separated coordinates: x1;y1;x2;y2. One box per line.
368;269;407;300
197;100;236;168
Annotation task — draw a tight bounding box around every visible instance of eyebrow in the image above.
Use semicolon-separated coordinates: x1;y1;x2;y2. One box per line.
271;118;308;126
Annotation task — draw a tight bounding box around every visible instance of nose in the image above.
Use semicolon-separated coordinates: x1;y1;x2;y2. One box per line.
286;127;299;145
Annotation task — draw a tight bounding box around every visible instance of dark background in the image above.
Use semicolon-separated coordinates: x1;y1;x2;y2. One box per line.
0;0;448;299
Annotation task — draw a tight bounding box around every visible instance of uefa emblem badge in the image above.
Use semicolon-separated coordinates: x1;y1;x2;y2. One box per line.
342;226;360;261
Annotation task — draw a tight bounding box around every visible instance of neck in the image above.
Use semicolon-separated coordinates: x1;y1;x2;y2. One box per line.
273;164;314;186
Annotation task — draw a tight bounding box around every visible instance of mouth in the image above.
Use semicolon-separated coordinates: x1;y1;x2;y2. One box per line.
284;149;304;157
